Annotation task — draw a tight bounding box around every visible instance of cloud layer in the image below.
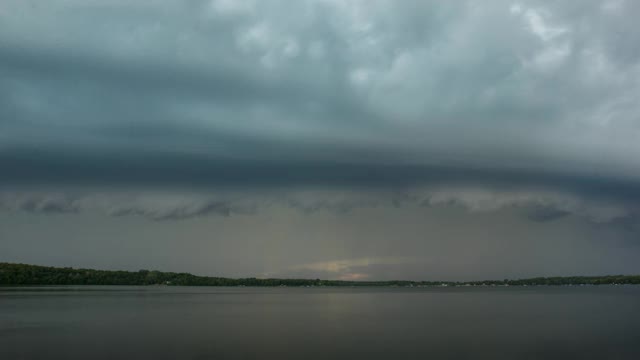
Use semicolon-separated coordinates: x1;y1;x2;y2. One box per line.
1;0;640;183
1;187;635;225
1;1;640;280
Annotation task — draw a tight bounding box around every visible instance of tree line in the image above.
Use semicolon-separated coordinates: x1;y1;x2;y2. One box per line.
1;262;639;286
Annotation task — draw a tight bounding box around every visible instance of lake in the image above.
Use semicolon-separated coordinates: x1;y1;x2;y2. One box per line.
1;286;639;359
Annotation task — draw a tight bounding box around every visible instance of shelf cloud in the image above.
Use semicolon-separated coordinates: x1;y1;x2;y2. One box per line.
1;1;639;279
0;187;636;226
2;0;640;182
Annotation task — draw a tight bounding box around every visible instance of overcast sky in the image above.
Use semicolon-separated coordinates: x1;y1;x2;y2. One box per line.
1;0;639;281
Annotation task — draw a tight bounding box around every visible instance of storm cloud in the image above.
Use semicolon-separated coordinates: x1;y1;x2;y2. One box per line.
2;0;640;181
1;1;639;279
0;186;636;225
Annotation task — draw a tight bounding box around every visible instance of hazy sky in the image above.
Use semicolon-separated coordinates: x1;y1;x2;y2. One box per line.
1;0;639;280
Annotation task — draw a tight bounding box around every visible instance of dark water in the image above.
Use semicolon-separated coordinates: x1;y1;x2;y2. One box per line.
1;286;639;359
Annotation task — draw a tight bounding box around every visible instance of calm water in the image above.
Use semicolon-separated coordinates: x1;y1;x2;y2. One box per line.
1;286;639;359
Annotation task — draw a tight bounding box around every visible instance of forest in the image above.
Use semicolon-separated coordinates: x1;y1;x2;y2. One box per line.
2;262;639;287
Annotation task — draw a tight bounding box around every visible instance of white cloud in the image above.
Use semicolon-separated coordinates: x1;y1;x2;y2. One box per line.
527;42;571;72
521;8;568;42
236;23;273;53
348;68;370;87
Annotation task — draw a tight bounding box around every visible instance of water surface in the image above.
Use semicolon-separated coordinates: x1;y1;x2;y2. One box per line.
1;286;639;359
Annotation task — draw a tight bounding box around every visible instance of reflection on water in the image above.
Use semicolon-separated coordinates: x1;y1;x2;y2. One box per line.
1;286;640;359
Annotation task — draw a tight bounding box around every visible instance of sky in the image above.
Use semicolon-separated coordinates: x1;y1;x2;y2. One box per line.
1;0;639;281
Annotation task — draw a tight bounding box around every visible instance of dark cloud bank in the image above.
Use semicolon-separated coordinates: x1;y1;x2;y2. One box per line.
1;0;640;279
